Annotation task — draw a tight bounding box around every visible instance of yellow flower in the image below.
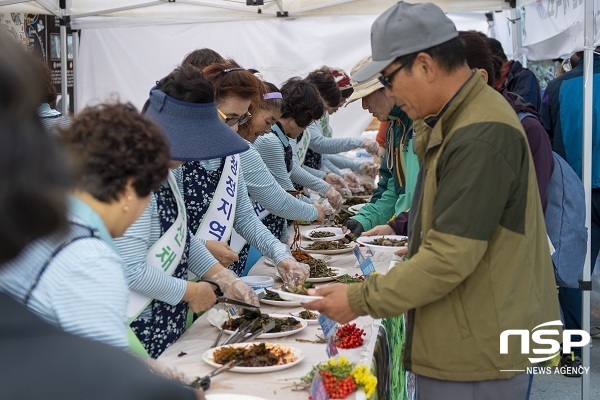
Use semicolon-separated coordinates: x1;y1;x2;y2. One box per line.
350;365;378;399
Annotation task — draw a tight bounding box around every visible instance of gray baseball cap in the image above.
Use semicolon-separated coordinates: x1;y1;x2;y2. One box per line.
352;1;458;82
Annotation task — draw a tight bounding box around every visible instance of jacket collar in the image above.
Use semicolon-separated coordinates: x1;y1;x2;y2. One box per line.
414;70;484;159
388;105;406;120
68;196;118;253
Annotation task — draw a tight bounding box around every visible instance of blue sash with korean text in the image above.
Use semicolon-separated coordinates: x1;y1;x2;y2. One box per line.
126;171;187;320
195;154;239;243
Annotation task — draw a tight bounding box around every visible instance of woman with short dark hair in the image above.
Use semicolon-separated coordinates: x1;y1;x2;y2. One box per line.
254;78;344;236
0;102;170;349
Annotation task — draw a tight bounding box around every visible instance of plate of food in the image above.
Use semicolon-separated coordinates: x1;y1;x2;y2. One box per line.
356;235;408;253
333;209;352;226
268;286;323;303
260;289;303;307
222;311;307;339
307;265;347;283
290;309;320;325
300;241;354;255
203;342;304;373
347;203;367;215
302;227;345;241
265;253;328;267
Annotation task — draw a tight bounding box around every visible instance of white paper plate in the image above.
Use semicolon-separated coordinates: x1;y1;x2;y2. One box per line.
203;343;304;373
300;243;355;255
268;287;323;303
357;235;408;253
223;314;307;339
347;203;367;215
259;297;303;307
289;310;320;325
206;395;268;400
302;227;345;241
307;267;347;283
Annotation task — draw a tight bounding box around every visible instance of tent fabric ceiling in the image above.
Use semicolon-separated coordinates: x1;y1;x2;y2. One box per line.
2;0;509;24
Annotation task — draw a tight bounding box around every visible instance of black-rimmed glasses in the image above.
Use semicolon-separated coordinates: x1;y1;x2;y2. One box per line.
218;109;252;126
378;63;406;88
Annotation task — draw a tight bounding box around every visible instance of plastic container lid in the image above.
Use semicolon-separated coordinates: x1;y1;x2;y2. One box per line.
240;275;274;290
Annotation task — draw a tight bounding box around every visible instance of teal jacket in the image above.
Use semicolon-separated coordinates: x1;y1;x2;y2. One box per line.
352;107;419;230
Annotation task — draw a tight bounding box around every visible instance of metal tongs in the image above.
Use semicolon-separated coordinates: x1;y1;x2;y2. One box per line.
237;320;276;344
220;317;261;346
190;360;238;391
200;279;260;311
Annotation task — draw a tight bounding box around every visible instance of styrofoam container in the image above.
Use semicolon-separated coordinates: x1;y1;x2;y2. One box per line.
240;275;274;290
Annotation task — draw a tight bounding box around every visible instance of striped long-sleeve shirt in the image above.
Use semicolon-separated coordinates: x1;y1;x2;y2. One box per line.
305;120;364;154
290;140;330;194
182;159;291;264
0;197;129;349
241;141;317;222
114;174;219;318
322;154;363;174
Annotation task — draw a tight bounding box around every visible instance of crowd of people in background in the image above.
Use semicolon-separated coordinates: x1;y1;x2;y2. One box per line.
1;1;598;399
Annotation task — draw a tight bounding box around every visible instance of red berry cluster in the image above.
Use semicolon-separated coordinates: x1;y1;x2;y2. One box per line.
334;323;366;349
353;273;365;281
319;371;357;398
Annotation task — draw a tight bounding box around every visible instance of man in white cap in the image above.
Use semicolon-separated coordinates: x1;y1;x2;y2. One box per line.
344;56;419;239
305;2;560;398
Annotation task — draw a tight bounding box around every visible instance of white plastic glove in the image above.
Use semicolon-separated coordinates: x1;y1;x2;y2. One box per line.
324;172;349;189
313;204;326;222
277;258;310;287
338;187;353;198
320;198;336;216
210;267;259;307
350;185;366;194
344;172;361;186
362;138;380;155
360;162;380;178
324;186;343;210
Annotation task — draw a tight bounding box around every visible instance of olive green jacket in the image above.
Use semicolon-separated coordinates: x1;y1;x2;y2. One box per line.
348;72;560;381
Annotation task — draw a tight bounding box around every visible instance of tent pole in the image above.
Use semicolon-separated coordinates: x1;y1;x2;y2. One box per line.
59;20;68;114
59;0;68;114
581;0;593;396
72;30;79;114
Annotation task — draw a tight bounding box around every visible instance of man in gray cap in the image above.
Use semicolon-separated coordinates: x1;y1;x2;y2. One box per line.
305;2;560;398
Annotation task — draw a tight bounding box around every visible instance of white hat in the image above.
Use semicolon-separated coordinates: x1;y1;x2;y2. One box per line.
345;56;385;106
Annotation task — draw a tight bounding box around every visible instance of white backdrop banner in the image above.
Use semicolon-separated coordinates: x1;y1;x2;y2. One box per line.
521;0;600;60
77;14;488;138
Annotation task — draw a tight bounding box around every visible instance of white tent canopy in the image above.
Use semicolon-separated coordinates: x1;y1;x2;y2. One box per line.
2;0;509;23
0;0;508;136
